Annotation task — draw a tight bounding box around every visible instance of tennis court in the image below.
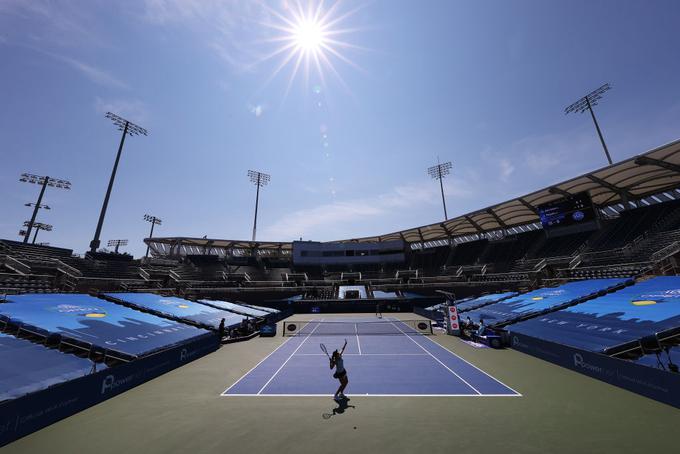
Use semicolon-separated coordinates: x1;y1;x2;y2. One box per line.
223;318;520;397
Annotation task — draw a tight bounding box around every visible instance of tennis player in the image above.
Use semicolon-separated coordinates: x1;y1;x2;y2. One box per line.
330;339;349;401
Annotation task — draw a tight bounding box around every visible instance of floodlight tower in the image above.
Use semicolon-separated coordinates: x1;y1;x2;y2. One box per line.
107;239;128;254
90;112;148;254
565;83;613;165
21;221;53;244
19;173;70;244
427;159;453;220
143;214;162;258
248;170;270;242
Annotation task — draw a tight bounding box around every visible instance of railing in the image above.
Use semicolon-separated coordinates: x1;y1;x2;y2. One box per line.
534;258;547;272
568;254;581;270
1;255;31;275
139;268;151;281
169;270;182;282
650;241;680;263
54;259;83;278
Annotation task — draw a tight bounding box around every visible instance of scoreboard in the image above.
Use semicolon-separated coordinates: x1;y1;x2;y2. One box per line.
537;192;597;230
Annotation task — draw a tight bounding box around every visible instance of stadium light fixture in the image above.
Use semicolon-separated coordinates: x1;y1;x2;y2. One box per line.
565;83;613;165
90;112;148;254
107;239;128;254
248;170;271;242
427;159;453;220
19;173;70;244
143;214;162;258
22;221;53;244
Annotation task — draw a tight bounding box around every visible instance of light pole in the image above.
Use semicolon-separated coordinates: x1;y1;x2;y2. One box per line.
107;239;128;254
90;112;148;254
565;83;613;165
143;214;162;258
248;170;270;241
427;159;452;220
19;173;70;243
21;221;53;244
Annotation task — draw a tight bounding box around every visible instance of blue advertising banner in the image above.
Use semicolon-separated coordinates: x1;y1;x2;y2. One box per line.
198;299;271;318
0;333;219;447
0;294;210;360
510;332;680;408
455;292;518;313
104;293;244;329
509;276;680;354
259;324;277;337
465;278;629;327
0;333;102;402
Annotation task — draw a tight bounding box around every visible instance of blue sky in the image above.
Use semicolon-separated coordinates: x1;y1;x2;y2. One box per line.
1;0;680;257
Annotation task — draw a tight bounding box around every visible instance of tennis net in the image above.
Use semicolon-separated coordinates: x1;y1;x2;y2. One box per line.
282;319;433;336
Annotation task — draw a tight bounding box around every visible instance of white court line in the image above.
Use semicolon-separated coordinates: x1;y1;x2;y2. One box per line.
221;331;298;395
355;323;362;355
222;393;522;397
419;333;523;396
388;321;482;395
295;353;428;356
390;317;522;397
256;321;321;395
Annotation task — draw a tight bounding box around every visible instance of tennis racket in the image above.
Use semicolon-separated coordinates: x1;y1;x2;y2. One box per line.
320;343;330;358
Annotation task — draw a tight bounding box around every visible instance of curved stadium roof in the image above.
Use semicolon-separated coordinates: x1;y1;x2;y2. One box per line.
147;137;680;254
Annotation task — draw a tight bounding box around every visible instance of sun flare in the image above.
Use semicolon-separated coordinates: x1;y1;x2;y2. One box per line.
257;0;365;94
293;18;326;53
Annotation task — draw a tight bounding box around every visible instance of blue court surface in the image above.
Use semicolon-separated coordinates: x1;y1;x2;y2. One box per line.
223;318;520;397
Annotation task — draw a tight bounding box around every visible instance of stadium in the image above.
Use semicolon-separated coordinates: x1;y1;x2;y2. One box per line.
2;1;680;453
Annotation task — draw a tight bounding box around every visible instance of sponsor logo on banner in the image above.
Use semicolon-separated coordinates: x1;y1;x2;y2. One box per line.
446;304;460;335
573;353;604;374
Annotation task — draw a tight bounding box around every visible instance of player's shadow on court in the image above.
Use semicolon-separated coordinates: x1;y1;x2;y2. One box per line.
323;398;356;419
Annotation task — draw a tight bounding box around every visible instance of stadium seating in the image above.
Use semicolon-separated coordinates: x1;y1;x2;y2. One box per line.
0;332;99;402
455;292;518;312
101;293;246;330
0;293;213;362
464;278;630;327
198;299;272;318
507;276;680;355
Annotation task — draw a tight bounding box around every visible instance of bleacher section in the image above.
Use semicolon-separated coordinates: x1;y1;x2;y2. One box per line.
0;293;212;362
0;332;99;402
464;279;631;327
198;299;271;318
101;293;244;331
456;292;518;312
508;276;680;356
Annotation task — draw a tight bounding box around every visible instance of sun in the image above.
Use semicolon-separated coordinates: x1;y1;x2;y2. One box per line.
293;18;326;53
257;0;365;94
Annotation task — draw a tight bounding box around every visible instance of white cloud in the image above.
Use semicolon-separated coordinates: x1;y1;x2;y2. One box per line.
248;103;265;117
481;147;516;182
141;0;272;72
260;175;478;241
0;0;104;48
60;56;128;89
94;98;149;124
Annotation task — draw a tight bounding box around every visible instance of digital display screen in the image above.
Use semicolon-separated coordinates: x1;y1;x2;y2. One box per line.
537;192;596;229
